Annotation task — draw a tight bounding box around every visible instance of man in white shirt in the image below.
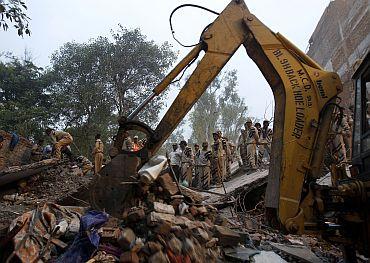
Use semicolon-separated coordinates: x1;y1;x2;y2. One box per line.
168;143;181;180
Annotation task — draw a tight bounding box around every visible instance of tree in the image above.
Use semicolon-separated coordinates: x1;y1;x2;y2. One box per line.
0;54;52;139
49;27;177;156
0;0;30;36
218;70;248;143
189;70;248;144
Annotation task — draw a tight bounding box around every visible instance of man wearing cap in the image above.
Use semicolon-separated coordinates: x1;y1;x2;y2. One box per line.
169;143;181;180
179;140;194;185
45;128;73;160
211;132;225;185
244;118;259;171
258;120;273;167
92;134;104;174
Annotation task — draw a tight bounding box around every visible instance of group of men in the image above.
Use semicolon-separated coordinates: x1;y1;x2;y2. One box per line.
168;130;239;190
237;118;273;170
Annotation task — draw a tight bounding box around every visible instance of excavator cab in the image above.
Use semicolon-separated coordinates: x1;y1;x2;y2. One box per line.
352;52;370;176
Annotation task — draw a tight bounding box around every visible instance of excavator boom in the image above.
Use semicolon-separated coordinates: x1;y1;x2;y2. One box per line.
89;0;370;256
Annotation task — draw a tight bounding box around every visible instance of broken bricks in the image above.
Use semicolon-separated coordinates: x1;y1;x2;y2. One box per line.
213;225;241;247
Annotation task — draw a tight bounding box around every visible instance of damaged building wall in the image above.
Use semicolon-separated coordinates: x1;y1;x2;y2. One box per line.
307;0;370;109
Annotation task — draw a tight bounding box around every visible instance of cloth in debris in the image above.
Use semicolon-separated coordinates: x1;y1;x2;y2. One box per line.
56;210;109;263
9;132;19;151
9;203;83;262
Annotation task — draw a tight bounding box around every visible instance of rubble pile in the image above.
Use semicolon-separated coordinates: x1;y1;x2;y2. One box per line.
1;169;255;262
0;161;91;232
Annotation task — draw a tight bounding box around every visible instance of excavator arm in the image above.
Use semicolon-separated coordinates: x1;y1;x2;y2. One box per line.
90;0;343;238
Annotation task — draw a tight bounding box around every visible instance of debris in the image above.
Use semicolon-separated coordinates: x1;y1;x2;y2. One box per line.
138;155;167;184
153;201;175;215
253;251;287;263
269;242;323;263
0;158;59;186
224;246;260;261
157;173;179;195
214;225;241;246
117;228;136;250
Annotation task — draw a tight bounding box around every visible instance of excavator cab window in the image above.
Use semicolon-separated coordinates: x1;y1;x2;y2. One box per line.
352;52;370;172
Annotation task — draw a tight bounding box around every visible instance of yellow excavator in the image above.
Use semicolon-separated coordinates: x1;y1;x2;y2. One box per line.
89;0;370;259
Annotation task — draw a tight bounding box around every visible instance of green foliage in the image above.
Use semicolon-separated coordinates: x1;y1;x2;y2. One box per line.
0;55;52;139
48;26;177;156
0;0;30;36
189;70;247;144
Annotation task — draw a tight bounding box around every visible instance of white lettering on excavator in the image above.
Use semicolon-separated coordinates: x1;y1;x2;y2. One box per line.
273;48;306;139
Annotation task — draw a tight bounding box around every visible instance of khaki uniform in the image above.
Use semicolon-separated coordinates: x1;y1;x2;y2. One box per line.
237;131;247;166
258;127;273;167
180;147;193;185
245;126;259;169
93;139;104;174
222;138;232;180
211;139;225;185
50;131;73;159
329;115;350;164
194;150;211;189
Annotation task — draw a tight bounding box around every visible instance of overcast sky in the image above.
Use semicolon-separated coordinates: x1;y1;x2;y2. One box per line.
0;0;330;138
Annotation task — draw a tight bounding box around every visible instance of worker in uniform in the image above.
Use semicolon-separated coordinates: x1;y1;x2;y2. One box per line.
218;131;231;181
179;140;193;185
258;120;273;167
121;130;132;151
329;112;351;164
169;143;181;180
211;132;224;186
254;122;262;167
201;142;212;189
31;139;44;162
45;128;73;160
193;144;201;187
237;129;247;166
244;118;259;171
92;134;104;174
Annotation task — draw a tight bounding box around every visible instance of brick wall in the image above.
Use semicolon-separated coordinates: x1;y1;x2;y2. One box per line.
307;0;370;109
0;130;32;170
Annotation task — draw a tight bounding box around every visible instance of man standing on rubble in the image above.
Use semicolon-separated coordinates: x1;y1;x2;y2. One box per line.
169;143;181;180
218;131;231;181
211;132;224;186
195;142;212;189
244;118;259;171
92;134;104;174
193;143;201;187
237;129;247;166
122;130;132;151
329;111;351;164
258;120;273;167
45;128;73;160
179;140;193;186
